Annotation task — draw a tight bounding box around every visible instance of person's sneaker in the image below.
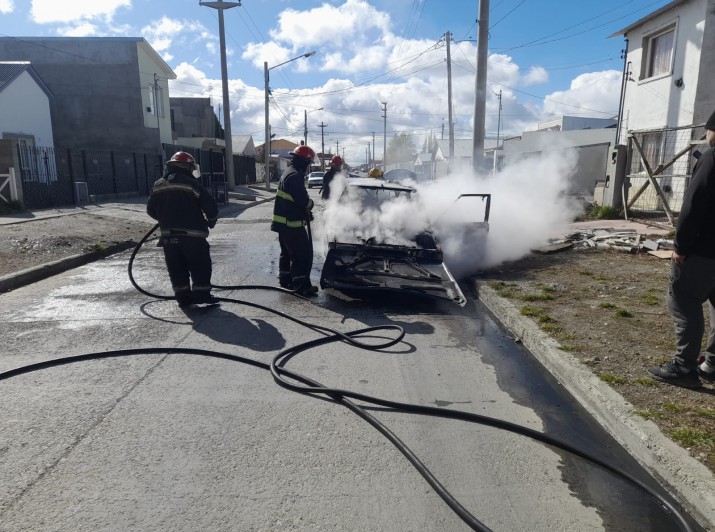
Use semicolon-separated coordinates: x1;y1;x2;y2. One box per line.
296;283;318;296
647;361;702;389
175;291;193;308
697;360;715;384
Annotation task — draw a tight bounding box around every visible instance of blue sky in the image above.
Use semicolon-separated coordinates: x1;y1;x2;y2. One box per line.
0;0;673;163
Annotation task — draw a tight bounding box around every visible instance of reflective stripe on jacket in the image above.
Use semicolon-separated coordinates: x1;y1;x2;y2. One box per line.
271;165;313;232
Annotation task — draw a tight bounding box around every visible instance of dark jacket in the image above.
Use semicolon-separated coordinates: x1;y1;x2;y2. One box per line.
321;166;338;200
271;164;313;232
147;170;219;238
674;147;715;258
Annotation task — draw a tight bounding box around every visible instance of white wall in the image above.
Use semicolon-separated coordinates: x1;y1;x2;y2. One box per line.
619;0;706;135
0;70;54;148
137;43;173;146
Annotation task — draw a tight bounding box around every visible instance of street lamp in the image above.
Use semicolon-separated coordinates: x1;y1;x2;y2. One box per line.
304;107;323;146
264;51;316;191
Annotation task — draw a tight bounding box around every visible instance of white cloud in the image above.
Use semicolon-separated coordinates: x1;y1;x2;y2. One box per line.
543;70;621;118
57;23;98;37
523;66;548;86
0;0;13;14
140;17;214;55
31;0;130;23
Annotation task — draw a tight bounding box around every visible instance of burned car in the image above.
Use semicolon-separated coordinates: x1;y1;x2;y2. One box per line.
319;177;490;306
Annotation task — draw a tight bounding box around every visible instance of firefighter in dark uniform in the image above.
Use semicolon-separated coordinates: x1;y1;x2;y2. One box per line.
271;145;318;296
147;151;219;307
320;154;343;200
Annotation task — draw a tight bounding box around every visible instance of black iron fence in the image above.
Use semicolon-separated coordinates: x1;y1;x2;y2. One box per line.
16;143;258;210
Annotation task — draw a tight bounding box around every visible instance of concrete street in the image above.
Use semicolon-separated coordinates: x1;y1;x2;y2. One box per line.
0;189;705;531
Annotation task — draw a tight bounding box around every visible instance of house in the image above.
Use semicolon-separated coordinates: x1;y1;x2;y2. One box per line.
232;135;257;158
414;138;499;179
499;126;616;201
609;0;715;214
170;97;220;145
0;37;175;154
0;62;54;150
255;138;300;180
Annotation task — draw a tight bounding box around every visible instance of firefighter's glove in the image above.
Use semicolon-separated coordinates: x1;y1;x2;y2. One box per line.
208;219;217;229
306;211;314;222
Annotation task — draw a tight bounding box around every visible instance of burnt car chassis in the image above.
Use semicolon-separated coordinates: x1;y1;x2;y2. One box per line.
320;238;467;306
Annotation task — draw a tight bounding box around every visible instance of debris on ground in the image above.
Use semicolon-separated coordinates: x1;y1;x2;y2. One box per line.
532;228;675;257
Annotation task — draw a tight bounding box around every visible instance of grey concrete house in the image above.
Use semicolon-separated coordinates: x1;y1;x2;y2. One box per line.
170;96;219;147
0;37;175;154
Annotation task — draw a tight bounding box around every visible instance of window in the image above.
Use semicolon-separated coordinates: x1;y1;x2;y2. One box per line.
642;25;675;79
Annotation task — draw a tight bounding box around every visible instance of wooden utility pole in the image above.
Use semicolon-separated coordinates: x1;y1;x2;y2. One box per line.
445;31;454;164
381;102;387;171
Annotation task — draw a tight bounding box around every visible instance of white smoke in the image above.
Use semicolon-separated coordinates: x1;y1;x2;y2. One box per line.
316;146;583;278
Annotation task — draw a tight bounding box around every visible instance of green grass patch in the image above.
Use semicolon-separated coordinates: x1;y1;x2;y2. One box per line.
668;427;715;448
538;314;556;324
520;293;554;302
634;409;664;420
559;344;582;352
534;283;556;293
641;294;660;305
599;374;628;384
599;302;617;309
88;243;109;252
520;305;542;317
634;377;658;386
615;308;633;318
554;330;578;341
694;407;715;419
662;402;687;413
578;270;594;277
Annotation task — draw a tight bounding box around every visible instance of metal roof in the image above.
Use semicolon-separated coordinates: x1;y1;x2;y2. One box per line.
0;61;53;97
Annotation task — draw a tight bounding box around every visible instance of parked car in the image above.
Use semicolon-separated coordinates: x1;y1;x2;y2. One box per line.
307;171;325;188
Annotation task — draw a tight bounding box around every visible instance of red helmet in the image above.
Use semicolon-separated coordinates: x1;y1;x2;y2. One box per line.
169;151;195;164
331;155;343;167
292;145;316;161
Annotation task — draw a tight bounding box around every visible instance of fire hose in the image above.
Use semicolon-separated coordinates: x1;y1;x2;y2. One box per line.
0;223;698;532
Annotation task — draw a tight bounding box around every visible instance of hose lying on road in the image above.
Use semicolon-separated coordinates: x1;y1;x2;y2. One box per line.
0;225;696;532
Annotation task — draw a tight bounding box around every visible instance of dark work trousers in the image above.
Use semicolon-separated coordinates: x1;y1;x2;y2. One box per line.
160;236;212;296
668;253;715;369
278;227;313;288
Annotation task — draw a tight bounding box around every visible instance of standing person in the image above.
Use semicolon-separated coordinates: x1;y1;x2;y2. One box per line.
147;151;219;307
320;155;343;200
648;110;715;388
271;145;318;296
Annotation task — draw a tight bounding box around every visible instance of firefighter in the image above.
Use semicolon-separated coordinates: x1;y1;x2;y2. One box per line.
368;167;384;178
271;145;318;296
147;151;219;307
320;154;343;200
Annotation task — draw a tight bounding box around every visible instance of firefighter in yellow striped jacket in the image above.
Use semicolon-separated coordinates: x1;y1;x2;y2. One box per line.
270;145;317;296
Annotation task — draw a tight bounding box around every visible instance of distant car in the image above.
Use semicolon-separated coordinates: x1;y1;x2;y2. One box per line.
307;171;325;188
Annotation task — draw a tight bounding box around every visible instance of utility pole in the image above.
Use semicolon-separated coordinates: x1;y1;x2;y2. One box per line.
336;139;339;157
372;133;376;164
304;110;308;146
381;103;388;171
472;0;490;171
445;31;454;165
200;0;241;188
496;89;502;148
441;118;445;140
318;122;327;170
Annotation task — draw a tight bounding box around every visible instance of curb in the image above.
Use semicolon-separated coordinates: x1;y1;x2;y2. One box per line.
0;241;138;294
474;281;715;530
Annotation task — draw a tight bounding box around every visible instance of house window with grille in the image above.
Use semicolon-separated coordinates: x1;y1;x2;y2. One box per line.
642;25;675;79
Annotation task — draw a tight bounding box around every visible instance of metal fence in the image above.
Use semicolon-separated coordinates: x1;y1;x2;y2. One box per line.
625;124;706;224
17;143;258;210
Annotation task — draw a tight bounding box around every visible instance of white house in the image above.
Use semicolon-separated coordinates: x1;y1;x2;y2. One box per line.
0;62;54;150
610;0;715;213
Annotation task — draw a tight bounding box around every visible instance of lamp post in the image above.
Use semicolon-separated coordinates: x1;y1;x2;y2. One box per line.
200;0;241;188
303;107;323;146
264;51;316;191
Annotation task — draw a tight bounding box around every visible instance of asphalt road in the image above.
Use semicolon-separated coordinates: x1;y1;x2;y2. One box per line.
0;192;704;531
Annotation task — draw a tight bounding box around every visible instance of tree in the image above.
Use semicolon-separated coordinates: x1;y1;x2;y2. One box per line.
386;132;417;166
